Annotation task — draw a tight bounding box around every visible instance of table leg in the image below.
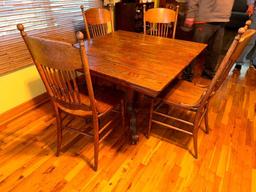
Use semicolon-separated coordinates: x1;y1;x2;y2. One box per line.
127;89;139;144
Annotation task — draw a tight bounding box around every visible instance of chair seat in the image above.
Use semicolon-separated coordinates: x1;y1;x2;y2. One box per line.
58;86;124;117
147;25;256;159
162;80;206;107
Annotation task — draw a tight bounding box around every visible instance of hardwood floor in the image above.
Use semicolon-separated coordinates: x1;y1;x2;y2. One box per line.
0;65;255;192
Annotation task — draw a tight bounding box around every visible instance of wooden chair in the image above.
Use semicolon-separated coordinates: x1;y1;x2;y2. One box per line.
147;26;256;158
80;6;114;39
143;6;179;38
17;24;125;171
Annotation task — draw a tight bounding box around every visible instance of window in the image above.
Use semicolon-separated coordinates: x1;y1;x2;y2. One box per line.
0;0;101;75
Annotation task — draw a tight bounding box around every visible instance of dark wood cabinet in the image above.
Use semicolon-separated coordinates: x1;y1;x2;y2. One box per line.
115;2;154;32
159;0;177;8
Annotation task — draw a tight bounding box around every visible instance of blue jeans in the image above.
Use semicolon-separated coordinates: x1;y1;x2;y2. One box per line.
236;13;256;65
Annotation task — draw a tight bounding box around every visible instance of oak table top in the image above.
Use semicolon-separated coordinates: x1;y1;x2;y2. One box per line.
85;30;207;97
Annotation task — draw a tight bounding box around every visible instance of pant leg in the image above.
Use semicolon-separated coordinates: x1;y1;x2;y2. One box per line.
246;13;256;65
182;24;214;80
237;13;256;64
204;24;224;74
193;23;223;75
193;23;215;43
236;38;254;63
247;38;256;65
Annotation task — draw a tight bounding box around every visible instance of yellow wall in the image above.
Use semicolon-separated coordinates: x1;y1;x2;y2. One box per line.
0;65;46;114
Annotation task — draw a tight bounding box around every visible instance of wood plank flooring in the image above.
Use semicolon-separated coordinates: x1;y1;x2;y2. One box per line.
0;65;255;192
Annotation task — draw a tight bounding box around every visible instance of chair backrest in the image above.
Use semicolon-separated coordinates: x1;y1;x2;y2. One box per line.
197;25;256;108
81;6;114;39
17;24;97;114
143;6;179;38
230;29;254;62
213;20;253;89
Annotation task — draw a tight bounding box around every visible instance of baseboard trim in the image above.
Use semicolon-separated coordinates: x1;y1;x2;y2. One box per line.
0;92;50;126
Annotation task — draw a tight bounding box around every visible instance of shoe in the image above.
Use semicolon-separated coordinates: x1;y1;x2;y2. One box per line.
182;74;193;82
248;59;256;70
234;64;242;70
201;71;214;80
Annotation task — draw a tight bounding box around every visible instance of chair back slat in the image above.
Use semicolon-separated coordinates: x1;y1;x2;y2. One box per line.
198;27;256;108
81;6;113;39
17;24;96;112
26;36;82;70
143;7;179;38
149;23;170;37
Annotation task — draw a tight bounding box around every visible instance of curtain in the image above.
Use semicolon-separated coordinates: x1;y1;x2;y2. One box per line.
0;0;101;75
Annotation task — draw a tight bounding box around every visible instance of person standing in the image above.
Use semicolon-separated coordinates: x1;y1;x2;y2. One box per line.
184;0;235;79
235;0;256;70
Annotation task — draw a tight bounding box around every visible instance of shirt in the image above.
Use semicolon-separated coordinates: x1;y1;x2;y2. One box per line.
247;0;255;5
187;0;234;22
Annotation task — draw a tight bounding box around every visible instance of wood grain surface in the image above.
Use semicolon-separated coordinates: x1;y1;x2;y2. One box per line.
83;31;206;97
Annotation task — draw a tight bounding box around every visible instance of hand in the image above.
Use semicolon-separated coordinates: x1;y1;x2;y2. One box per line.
184;18;195;28
247;5;254;16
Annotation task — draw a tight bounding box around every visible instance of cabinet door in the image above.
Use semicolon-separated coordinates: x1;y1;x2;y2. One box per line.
135;3;154;32
115;3;137;31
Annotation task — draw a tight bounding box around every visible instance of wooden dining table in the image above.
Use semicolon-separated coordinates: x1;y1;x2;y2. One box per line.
83;30;207;143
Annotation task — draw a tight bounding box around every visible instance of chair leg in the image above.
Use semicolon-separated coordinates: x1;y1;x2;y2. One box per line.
193;132;198;159
55;107;62;157
93;116;99;171
120;99;126;133
147;99;154;138
94;139;99;171
204;106;209;134
193;112;201;159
